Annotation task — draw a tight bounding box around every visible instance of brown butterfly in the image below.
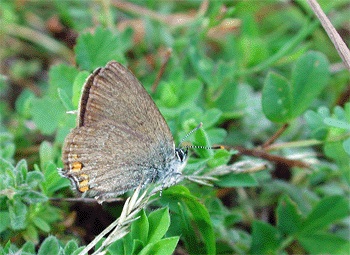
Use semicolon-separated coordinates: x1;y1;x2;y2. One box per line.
61;61;187;201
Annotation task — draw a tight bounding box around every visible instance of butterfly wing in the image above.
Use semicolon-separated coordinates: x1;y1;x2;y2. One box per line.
78;61;172;139
62;61;175;198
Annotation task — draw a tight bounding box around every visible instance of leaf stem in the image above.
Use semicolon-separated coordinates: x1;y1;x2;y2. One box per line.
1;23;74;63
262;123;289;149
264;139;323;151
238;20;319;76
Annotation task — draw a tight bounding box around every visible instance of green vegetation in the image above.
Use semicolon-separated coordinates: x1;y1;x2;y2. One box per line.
0;1;349;254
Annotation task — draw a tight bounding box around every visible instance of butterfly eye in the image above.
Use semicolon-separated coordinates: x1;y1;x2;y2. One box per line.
175;148;187;162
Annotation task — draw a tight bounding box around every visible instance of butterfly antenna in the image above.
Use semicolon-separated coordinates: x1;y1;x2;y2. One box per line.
179;122;224;150
179;122;203;148
184;144;224;150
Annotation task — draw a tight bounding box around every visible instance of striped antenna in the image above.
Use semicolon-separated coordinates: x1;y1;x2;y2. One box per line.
179;122;224;150
179;122;203;147
184;144;224;150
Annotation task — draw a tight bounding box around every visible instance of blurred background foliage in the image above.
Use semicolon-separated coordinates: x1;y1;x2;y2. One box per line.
0;0;349;254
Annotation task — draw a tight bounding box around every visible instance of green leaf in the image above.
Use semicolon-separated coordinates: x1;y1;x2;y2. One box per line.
131;239;144;255
324;141;350;184
207;149;232;168
267;180;313;215
21;190;48;204
304;107;330;140
15;89;35;118
240;34;269;66
194;128;214;159
58;88;74;111
214;173;258;187
0;132;15;161
30;96;65;135
56;113;77;144
26;171;45;188
262;51;329;123
8;199;27;230
137;237;179;255
343;137;350;155
0;211;10;232
38;236;60;255
108;239;124;255
159;81;179;108
299;195;349;234
250;221;281;255
48;64;79;98
201;108;223;128
189;47;214;86
167;66;184;88
291;51;329;117
321;104;350;182
277;195;302;235
0;157;14;174
298;232;348;254
1;170;14;192
72;71;90;108
189;47;238;114
32;216;51;232
39;141;54;170
147;208;170;243
131;210;149;244
2;240;12;254
324;117;350;130
157;77;202;116
181;79;203;105
121;232;133;254
214;79;239;114
15;159;28;185
161;186;216;255
71;247;86;255
262;72;291;122
42;162;70;196
75;27;130;71
21;241;36;254
64;240;79;255
53;0;93;30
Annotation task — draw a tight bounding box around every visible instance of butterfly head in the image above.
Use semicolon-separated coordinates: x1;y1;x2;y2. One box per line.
175;147;188;163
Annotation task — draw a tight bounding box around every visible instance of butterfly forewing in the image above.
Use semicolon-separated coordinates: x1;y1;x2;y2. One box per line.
62;61;176;199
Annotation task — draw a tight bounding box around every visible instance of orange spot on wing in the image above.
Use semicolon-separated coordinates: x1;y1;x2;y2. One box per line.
78;184;89;192
72;161;83;172
78;174;90;192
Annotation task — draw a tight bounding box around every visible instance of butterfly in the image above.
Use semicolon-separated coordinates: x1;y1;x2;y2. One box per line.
61;61;188;201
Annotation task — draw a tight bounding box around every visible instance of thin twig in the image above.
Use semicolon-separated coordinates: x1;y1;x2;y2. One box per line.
151;48;172;93
261;123;289;149
2;23;74;63
49;197;123;203
112;0;168;24
112;0;208;27
307;0;350;70
210;160;270;176
233;146;311;169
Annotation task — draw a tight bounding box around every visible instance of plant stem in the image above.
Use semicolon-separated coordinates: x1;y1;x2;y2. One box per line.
238;20;319;76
